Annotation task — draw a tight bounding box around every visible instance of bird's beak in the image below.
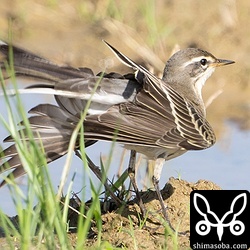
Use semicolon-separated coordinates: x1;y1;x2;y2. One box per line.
213;59;235;67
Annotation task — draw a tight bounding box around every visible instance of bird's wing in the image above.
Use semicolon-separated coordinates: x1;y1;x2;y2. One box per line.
0;41;142;116
84;87;215;151
53;74;141;116
83;42;216;151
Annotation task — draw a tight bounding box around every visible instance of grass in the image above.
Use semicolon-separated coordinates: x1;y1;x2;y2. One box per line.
0;46;74;250
0;45;106;249
0;47;181;250
0;1;190;248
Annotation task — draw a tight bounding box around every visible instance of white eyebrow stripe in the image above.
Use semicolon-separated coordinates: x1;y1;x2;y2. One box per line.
182;56;214;68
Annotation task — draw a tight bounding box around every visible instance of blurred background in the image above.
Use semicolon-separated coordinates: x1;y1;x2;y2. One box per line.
0;0;249;215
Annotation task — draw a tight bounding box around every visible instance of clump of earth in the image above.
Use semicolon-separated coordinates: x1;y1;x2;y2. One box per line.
0;178;221;249
85;178;221;249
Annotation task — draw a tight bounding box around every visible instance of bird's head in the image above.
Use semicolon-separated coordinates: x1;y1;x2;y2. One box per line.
162;48;234;103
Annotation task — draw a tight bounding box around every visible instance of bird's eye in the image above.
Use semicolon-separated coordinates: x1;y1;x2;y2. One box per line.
200;59;207;66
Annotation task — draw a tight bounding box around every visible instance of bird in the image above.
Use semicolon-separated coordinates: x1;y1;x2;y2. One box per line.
0;40;234;223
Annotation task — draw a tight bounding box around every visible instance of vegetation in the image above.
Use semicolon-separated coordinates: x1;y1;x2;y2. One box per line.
0;0;248;249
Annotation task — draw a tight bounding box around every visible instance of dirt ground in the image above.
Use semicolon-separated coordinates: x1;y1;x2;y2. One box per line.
0;178;221;249
85;178;221;249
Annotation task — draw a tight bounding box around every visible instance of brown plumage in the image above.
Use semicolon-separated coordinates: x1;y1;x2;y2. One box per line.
0;41;234;191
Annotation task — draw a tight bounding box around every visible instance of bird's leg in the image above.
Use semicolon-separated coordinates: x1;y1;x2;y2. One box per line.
152;158;169;218
153;158;188;235
152;158;178;229
128;150;147;217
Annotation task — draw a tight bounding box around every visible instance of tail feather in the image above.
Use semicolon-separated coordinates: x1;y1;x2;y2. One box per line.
0;144;17;158
0;154;21;171
0;41;94;82
0;165;26;187
0;103;79;185
29;104;79;124
0;138;71;186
